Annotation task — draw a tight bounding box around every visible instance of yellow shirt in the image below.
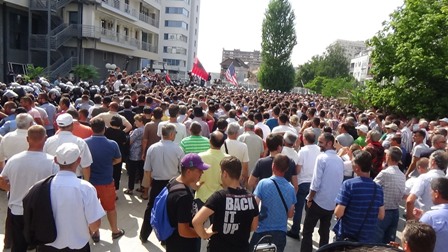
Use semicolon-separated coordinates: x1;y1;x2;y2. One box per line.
195;149;229;203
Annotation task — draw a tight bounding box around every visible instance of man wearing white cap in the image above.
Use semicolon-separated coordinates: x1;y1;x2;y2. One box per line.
44;113;92;180
354;124;368;147
381;123;399;149
39;143;105;251
0;125;58;252
439;118;448;129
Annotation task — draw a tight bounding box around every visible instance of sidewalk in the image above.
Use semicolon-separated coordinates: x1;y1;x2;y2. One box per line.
0;169;405;251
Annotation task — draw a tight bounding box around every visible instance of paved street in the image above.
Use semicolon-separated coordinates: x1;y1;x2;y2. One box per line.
0;168;406;251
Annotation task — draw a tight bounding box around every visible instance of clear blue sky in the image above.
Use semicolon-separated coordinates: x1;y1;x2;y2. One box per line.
197;0;404;73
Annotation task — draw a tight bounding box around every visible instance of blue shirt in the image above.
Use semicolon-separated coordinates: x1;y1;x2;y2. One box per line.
0;114;15;127
309;150;344;210
333;177;384;242
265;118;278;131
254;176;296;233
85;135;121;185
0;119;16;136
420;203;448;252
40;102;56;130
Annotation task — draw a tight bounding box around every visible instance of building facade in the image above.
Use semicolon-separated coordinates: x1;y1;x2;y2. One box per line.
222;49;261;71
350;49;372;83
159;0;200;80
0;0;199;82
330;39;366;61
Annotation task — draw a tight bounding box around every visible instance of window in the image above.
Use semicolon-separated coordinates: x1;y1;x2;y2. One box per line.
163;59;186;67
163;46;187;55
163;33;187;42
165;7;189;17
68;12;78;25
164;20;188;30
172;0;190;4
9;13;28;50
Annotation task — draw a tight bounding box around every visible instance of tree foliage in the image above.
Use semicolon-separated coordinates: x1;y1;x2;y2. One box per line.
365;0;448;118
73;65;99;81
296;43;350;86
304;76;356;98
25;65;46;82
258;0;297;91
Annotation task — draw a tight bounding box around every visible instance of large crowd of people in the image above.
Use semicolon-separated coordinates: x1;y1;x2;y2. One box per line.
0;70;447;252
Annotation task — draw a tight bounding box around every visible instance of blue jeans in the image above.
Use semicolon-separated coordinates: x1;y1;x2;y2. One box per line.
374;209;399;244
250;231;286;252
290;182;310;235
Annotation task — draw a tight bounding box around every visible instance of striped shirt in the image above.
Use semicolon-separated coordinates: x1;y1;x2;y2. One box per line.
180;135;210;154
333;177;384;242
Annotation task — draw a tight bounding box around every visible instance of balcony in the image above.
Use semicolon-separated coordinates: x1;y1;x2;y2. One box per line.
99;0;159;28
80;25;157;53
139;13;159;28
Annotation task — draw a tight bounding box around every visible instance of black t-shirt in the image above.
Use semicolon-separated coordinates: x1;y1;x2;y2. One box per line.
252;156;297;182
166;180;198;252
205;187;259;252
104;127;128;157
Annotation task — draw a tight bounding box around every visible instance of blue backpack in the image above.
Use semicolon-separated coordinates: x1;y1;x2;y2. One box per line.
150;183;187;241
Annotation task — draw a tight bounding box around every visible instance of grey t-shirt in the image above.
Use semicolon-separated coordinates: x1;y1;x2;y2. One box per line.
336;133;354;147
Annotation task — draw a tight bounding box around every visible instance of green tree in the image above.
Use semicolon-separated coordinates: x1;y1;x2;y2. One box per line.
25;65;46;82
321;77;356;98
73;65;99;81
295;44;350;86
366;0;448;118
305;76;356;98
258;0;297;91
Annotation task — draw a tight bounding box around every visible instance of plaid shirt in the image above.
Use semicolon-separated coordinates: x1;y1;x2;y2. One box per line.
374;165;406;210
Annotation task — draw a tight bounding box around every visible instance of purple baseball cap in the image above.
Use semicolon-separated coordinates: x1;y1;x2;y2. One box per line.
181;153;210;171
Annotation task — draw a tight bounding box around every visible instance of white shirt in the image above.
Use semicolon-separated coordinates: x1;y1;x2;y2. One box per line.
92;111;132;132
221;139;249;164
272;125;297;135
410;169;446;211
255;122;271;140
0;129;29;161
282;146;299;165
1;151;58;215
47;171;105;249
44;131;92;176
309;150;344;211
297;144;321;185
157;121;187;145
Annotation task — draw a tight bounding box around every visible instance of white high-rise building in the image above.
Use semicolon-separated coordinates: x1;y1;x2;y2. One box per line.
159;0;200;80
350;49;372;83
330;39;366;61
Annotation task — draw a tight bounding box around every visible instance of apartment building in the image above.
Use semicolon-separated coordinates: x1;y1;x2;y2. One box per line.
330;39;366;61
222;49;261;71
159;0;200;80
350;49;372;83
0;0;199;82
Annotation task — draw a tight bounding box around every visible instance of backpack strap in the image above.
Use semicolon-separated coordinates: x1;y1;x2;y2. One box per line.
168;183;187;192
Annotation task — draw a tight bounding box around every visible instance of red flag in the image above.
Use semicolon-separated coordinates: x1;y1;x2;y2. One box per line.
191;57;208;80
165;72;171;84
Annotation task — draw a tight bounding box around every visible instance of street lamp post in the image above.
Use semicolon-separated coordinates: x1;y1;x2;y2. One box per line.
105;63;117;75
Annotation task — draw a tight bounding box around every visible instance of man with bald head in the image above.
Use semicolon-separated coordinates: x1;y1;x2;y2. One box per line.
91;102;132;133
0;125;58;252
